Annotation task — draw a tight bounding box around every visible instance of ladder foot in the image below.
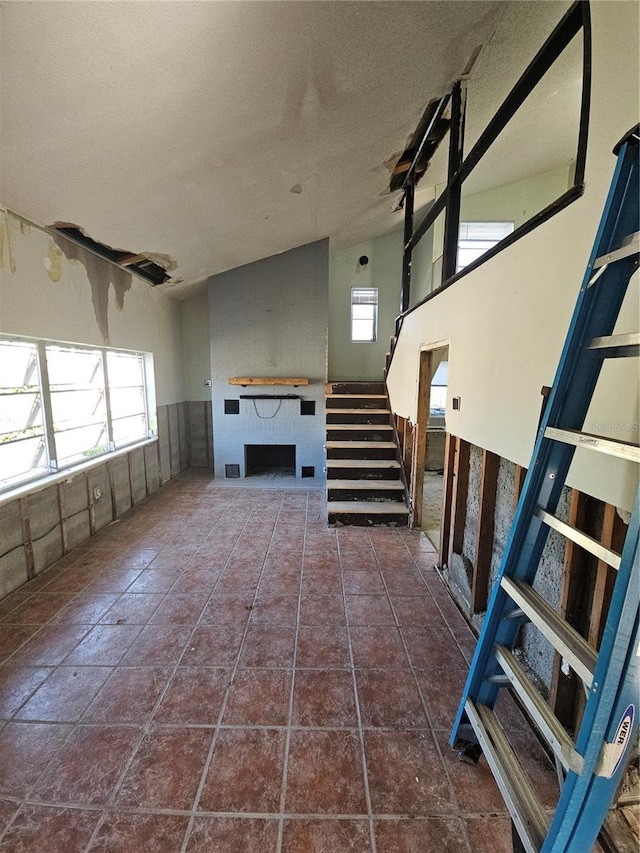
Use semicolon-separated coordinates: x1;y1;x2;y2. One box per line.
453;726;483;765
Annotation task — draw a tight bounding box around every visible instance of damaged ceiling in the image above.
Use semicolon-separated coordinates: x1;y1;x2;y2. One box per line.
0;0;509;299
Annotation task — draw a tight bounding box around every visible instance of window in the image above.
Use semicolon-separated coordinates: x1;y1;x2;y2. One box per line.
351;288;378;342
0;335;155;493
457;222;514;272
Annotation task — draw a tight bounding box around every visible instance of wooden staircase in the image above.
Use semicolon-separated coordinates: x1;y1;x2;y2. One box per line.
325;381;409;526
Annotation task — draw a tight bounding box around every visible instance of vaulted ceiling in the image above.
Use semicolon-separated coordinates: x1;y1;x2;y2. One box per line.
0;1;509;298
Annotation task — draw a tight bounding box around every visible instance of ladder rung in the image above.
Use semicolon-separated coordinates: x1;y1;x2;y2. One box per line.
465;699;550;853
587;332;640;358
545;427;640;463
495;646;584;774
500;577;597;686
593;230;639;268
535;509;622;570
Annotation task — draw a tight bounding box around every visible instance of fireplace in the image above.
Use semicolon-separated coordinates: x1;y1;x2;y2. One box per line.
245;444;296;478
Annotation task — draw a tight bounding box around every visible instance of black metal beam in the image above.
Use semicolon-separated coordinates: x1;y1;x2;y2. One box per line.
401;180;415;313
442;81;464;283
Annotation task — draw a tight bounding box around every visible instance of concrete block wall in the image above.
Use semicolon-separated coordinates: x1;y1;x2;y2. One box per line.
208;240;329;482
0;401;204;601
443;442;574;691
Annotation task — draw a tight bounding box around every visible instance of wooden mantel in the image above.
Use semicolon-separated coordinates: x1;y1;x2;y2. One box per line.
228;377;309;387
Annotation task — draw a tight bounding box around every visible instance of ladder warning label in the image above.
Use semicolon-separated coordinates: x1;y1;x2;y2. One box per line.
596;704;635;779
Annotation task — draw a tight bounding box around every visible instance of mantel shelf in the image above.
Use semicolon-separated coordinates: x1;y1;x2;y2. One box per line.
228;377;309;387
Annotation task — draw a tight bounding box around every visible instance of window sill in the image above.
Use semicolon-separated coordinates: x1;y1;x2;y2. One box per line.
0;436;158;509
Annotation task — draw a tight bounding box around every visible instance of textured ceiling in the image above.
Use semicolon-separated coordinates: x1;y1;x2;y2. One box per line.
0;1;510;299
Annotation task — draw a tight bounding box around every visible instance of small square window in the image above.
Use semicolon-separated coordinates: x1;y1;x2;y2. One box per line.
351;288;378;342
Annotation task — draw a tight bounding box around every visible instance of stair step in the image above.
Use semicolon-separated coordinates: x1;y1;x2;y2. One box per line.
326;394;388;410
326;408;390;425
326;441;396;449
326;440;397;460
327;500;408;513
327;479;404;490
327;381;386;395
326;459;401;480
326;425;394;441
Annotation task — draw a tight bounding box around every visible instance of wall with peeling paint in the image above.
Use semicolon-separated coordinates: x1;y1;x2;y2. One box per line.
328;230;403;380
386;1;640;513
0;212;184;405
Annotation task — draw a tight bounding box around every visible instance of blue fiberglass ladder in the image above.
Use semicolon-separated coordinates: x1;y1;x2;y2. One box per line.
450;124;640;853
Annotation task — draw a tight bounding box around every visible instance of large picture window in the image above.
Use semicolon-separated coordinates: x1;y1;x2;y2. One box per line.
0;336;155;493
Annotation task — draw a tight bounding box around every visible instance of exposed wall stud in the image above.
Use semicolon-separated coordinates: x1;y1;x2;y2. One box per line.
409;349;432;528
471;449;500;613
439;432;456;569
18;497;35;580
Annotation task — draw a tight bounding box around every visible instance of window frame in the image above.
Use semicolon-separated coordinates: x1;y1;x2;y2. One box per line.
0;334;156;495
350;287;379;343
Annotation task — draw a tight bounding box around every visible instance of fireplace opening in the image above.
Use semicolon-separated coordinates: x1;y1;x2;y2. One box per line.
245;445;296;478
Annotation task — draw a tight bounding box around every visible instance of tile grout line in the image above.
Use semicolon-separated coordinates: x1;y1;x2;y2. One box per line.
178;489;291;853
339;528;378;853
81;496;257;853
374;536;476;853
274;489;307;853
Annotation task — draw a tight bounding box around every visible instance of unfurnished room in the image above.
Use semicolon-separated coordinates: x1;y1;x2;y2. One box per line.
0;2;638;851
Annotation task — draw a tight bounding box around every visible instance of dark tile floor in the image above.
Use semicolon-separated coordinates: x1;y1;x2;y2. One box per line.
0;471;557;852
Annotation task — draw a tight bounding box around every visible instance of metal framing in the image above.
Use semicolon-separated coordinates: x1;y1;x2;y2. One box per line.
391;0;591;363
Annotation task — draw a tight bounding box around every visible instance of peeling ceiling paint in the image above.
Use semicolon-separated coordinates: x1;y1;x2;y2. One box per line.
52;232;132;344
0;1;531;300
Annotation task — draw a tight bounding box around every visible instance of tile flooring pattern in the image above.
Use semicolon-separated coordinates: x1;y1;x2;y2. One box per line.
0;471;557;852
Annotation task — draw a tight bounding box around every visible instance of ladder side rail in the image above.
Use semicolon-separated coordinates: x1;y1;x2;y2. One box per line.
542;493;640;851
452;137;639;737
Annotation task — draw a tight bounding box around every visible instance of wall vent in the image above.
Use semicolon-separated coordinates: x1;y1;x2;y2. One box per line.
225;464;241;478
224;399;240;414
300;400;315;416
301;466;315;478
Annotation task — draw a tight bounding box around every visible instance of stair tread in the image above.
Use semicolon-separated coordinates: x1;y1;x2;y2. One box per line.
328;479;404;489
326;394;387;399
326;440;396;449
327;408;390;415
327;501;409;514
326;459;401;468
327;424;393;430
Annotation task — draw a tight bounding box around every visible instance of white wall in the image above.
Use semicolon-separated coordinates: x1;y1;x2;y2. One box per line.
0;213;185;405
460;164;573;229
328;230;403;380
208;240;328;481
387;2;639;513
182;291;212;402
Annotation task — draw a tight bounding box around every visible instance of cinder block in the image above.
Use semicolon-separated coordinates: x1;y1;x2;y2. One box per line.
88;465;113;531
0;502;24;554
129;448;147;505
109;456;132;517
27;486;60;540
65;510;91;551
32;527;63;575
157;406;171;485
0;546;28;599
144;443;160;494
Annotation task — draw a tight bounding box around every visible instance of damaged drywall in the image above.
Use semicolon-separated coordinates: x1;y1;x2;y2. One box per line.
52;231;132;344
